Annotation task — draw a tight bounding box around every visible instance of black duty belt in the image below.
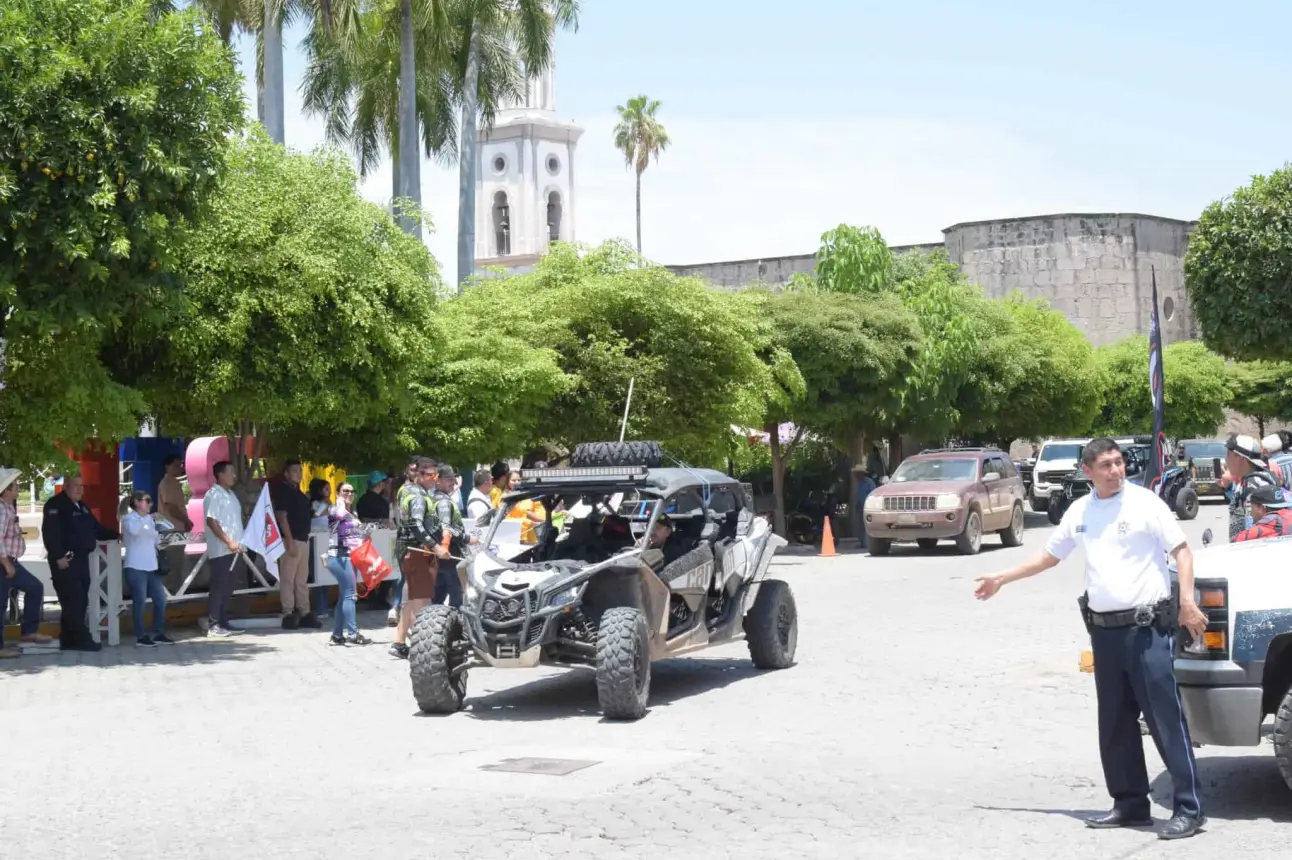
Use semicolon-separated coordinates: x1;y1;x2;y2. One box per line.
1089;600;1170;629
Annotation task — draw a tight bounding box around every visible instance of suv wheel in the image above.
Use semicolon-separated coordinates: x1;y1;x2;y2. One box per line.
744;579;798;670
999;503;1024;547
409;606;469;714
955;509;983;555
868;537;891;557
595;607;651;720
1274;683;1292;791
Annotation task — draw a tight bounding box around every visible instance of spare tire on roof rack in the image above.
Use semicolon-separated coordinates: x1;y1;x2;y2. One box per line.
568;441;664;469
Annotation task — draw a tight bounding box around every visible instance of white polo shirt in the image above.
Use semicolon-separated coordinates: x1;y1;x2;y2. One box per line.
1044;481;1187;612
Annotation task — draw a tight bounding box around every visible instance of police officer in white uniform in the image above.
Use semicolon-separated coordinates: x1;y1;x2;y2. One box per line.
974;437;1209;840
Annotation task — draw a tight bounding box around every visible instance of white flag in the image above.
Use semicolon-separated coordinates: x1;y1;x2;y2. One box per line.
241;483;286;578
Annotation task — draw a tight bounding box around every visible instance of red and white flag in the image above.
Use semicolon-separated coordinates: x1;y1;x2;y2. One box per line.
241;482;285;577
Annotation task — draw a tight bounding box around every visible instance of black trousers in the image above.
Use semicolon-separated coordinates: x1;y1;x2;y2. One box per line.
1090;623;1203;819
434;560;462;608
50;553;92;647
207;554;237;627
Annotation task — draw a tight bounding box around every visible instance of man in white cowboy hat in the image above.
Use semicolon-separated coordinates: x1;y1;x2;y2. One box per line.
1219;434;1277;543
0;467;55;658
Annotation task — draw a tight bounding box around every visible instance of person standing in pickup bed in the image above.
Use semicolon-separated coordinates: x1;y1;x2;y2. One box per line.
974;437;1208;841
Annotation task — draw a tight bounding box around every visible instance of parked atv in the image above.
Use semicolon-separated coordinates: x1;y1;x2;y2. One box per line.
407;440;794;721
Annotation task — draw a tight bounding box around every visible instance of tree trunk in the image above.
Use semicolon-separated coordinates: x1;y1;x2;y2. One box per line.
769;423;786;538
262;4;285;144
0;310;8;455
848;431;866;536
455;22;482;290
396;0;422;239
1258;416;1267;438
634;168;642;255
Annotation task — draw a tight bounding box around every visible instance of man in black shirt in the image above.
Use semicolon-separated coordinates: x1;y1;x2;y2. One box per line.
356;471;392;523
42;474;118;651
270;459;319;629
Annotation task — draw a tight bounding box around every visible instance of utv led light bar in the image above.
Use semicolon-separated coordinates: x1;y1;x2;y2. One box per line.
518;466;649;484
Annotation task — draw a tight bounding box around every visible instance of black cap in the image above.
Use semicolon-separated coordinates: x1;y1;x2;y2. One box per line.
1247;484;1291;509
437;464;458;479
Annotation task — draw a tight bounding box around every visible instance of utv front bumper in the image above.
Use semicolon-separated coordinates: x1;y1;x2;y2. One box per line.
460;582;585;668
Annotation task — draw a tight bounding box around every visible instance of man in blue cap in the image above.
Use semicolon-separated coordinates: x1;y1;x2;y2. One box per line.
356;471;392;524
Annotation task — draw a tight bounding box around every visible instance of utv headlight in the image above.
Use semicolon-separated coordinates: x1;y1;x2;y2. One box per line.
935;494;961;511
548;586;580;608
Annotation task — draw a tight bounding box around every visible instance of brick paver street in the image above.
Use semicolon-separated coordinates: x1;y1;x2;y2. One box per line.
3;501;1287;858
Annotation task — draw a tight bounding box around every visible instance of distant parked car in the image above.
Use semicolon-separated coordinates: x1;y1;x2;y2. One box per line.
861;447;1025;556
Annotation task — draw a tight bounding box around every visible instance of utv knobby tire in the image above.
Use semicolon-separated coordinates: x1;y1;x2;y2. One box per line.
1029;491;1049;513
1274;683;1292;792
1047;500;1065;526
744;579;797;670
999;503;1025;547
409;605;468;714
595;607;651;720
1175;487;1200;521
569;441;664;469
867;537;891;557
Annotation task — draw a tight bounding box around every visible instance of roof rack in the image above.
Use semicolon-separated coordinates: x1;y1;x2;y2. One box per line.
918;447;1001;455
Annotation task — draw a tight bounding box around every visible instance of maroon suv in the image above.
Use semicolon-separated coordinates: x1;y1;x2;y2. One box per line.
862;447;1026;556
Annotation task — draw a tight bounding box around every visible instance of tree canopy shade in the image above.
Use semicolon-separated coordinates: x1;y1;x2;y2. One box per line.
1184;165;1292;362
110;132;440;467
1225;360;1292;433
1092;338;1231;439
0;0;245;467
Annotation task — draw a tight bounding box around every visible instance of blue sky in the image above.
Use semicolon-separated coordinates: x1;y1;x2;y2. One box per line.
236;0;1290;271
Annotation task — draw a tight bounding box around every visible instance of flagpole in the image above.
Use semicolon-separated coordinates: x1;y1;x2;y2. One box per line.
1146;265;1168;493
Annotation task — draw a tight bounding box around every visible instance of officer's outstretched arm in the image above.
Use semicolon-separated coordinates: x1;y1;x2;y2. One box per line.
973;551;1062;599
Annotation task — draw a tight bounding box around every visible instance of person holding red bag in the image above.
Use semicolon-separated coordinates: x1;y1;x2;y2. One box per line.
324;483;372;646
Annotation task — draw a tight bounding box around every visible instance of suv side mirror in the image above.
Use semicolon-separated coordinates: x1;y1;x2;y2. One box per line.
1201;528;1213;547
982;472;1000;483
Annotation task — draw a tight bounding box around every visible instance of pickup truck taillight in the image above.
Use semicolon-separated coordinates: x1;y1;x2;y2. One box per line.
1181;578;1229;659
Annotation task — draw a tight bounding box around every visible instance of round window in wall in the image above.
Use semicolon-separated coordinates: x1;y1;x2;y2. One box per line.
546;154;560;176
1162;295;1175;322
492;155;507;175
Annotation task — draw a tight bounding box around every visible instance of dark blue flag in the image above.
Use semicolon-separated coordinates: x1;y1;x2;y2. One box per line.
1145;267;1169;493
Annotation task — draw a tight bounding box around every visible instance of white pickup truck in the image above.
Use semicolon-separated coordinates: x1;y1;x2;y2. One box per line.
1173;531;1292;791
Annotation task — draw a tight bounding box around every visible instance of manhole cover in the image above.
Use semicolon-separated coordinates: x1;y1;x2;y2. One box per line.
479;757;600;776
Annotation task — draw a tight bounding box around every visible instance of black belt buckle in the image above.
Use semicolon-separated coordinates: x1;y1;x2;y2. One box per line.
1133;604;1155;627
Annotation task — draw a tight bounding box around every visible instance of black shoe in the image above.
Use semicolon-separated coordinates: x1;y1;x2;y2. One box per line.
328;635;347;647
299;612;323;629
1158;814;1206;840
389;642;409;660
345;633;373;646
151;634;176;645
282;614;299;630
1084;809;1153;829
135;636;157;648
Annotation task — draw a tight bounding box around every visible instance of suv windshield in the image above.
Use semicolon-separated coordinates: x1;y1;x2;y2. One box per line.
1040;443;1082;461
1184;442;1226;459
891;458;979;483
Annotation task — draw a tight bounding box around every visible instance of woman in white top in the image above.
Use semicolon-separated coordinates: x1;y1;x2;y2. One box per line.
122;491;174;647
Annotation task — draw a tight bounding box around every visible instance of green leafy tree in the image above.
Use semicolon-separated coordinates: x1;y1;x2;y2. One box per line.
1185;165;1292;362
1225;360;1292;436
752;288;921;535
813;224;893;295
952;295;1102;449
1092;338;1231;439
466;241;773;462
613;95;670;255
108;132;440;468
0;0;245;468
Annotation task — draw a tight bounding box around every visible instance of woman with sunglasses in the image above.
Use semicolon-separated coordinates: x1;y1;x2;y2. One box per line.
325;483;371;646
122;491;174;647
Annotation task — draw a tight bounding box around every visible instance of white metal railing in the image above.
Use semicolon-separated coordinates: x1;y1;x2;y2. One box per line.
89;541;123;647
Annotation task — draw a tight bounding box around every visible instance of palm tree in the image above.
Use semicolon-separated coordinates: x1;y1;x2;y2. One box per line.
300;0;524;230
613;95;670;256
147;0;252;44
453;0;580;288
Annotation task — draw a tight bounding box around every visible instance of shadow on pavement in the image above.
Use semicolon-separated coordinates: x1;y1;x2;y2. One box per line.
1151;755;1292;823
0;637;273;676
1023;511;1052;529
459;656;767;722
971;804;1119;823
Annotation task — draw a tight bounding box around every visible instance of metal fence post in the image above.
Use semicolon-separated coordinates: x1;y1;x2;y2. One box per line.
89;540;123;646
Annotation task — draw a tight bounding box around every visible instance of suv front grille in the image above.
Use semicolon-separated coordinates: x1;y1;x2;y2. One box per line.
1043;470;1070;484
1195;465;1214;480
883;495;935;512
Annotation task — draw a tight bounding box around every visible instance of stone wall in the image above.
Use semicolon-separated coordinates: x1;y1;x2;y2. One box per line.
668;243;943;290
942;213;1196;347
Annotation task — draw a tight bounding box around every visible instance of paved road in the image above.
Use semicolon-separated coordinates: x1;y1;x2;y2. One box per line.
3;498;1288;859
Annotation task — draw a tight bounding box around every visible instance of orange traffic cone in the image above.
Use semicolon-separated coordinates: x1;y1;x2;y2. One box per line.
819;517;837;557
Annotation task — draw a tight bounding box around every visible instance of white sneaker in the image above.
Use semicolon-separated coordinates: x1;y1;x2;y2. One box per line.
387;607;398;627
